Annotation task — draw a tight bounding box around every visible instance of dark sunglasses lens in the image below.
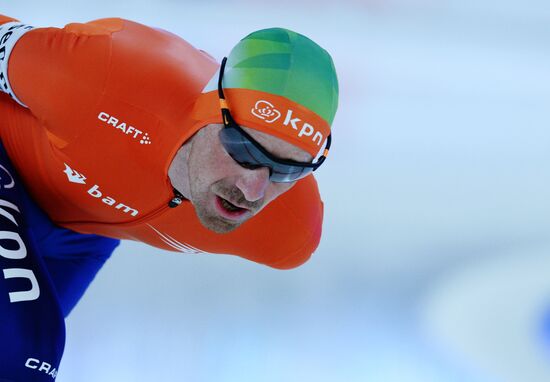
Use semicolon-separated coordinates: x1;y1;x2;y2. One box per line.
219;127;267;166
219;128;313;183
270;165;311;182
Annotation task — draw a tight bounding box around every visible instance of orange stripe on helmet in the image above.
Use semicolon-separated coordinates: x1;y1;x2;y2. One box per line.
193;89;331;157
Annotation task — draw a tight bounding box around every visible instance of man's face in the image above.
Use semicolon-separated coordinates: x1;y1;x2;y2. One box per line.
176;124;312;233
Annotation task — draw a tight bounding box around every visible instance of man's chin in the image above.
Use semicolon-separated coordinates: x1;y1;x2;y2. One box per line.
195;212;244;234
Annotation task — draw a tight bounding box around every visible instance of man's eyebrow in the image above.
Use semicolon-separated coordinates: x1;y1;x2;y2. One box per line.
243;127;312;162
260;142;311;162
273;150;313;163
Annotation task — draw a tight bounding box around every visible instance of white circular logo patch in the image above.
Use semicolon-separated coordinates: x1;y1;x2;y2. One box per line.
251;100;282;123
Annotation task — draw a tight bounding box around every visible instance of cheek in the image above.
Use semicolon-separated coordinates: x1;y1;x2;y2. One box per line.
191;139;241;187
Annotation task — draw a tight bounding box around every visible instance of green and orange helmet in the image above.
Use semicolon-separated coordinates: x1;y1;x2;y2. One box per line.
193;27;339;158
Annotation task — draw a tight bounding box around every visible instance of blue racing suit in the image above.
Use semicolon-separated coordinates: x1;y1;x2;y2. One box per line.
0;143;119;381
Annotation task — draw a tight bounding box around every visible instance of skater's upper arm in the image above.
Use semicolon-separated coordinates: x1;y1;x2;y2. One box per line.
0;18;121;141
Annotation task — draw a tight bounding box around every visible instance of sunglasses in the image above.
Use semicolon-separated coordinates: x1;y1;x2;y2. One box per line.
217;57;331;183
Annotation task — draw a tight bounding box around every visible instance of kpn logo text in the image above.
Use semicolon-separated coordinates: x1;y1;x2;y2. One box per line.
251;100;324;146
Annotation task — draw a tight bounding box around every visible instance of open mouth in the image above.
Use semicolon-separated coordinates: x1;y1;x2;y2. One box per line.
215;195;248;219
220;197;242;212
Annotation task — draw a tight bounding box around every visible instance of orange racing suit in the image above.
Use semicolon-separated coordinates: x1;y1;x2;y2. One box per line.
0;15;324;269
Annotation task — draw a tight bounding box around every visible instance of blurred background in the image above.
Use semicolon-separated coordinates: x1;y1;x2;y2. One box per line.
4;1;550;381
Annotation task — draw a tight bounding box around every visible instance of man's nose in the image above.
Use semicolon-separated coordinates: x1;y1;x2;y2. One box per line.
236;167;270;202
